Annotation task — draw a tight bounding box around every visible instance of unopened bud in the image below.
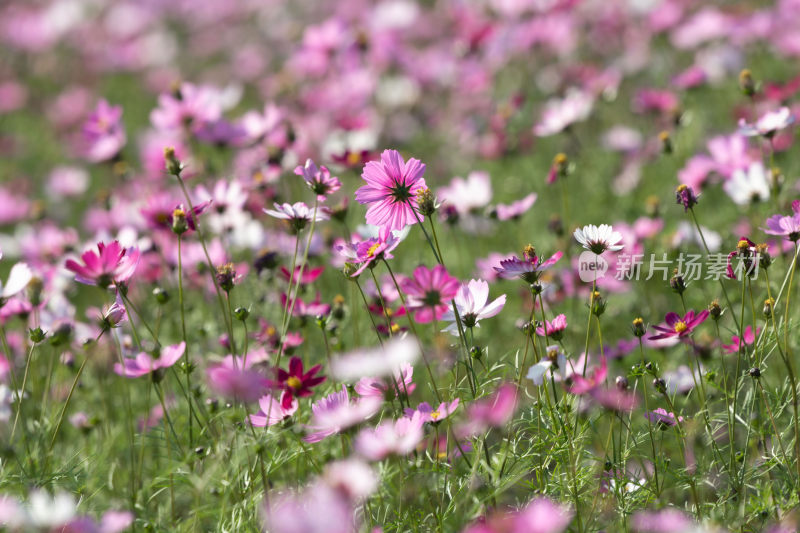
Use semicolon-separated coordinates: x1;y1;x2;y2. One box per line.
164;146;183;176
631;317;646;338
659;131;673;154
739;69;756;97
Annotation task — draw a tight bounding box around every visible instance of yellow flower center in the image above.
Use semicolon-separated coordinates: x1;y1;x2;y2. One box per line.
366;242;381;257
287;376;302;390
674;321;688;334
430;410;441;420
347;152;362;166
172;208;186;218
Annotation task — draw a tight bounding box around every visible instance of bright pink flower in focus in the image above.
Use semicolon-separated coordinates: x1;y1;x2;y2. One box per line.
648;310;709;340
273;356;326;409
65;241;140;288
536;314;568;341
400;265;460;323
296;159;341;201
354;149;428;232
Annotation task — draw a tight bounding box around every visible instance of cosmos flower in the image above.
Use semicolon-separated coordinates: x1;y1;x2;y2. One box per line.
82;99;126;163
265;202;330;232
494;247;563;283
354;149;428;232
724;162;770;205
354;411;425;460
296;159;341;201
404;399;459;424
763;201;800;241
304;386;382;443
272;356;326;409
438;171;492;215
249;393;298;427
648;310;709;340
738;106;795;137
114;342;186;379
534;89;594;137
331;337;420;382
644;408;684;427
721;325;759;354
494;193;537;221
574;224;624;254
441;279;505;335
464;496;573;533
336;227;402;277
400;265;460;323
206;356;270;403
527;345;568;386
65;241;140;288
280;293;331;318
278;265;325;285
459;383;518;437
536;314;568;340
354;363;416;399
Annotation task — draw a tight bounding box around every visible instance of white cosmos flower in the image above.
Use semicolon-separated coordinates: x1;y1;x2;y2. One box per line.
441;279;506;336
738;106;795;137
0;263;32;300
573;224;624;254
26;490;76;529
331;336;419;381
724;161;770;205
527;345;567;385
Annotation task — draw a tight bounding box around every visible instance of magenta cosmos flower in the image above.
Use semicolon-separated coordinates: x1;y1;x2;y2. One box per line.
296;159;341;201
273;356;326;409
721;325;759;354
764;200;800;241
354;149;428;232
355;363;416;399
459;383;519;437
114;342;185;378
400;265;459;323
648;310;709;340
644;408;684;427
494;247;563;283
404;399;459;424
336;227;401;277
536;314;568;341
65;241;140;288
354;411;425;461
441;279;505;335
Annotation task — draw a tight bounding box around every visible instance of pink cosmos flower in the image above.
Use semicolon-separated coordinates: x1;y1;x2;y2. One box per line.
336;228;401;277
278;265;325;285
631;508;693;533
494;249;563;283
460;383;518;437
263;482;358;533
738;106;795;137
648;310;709;340
569;357;607;395
206;356;270;403
494;193;537;221
438;171;492;215
150;83;222;132
721;325;760;354
272;356;326;409
441;279;505;335
534;89;593;137
114;342;185;378
764;201;800;241
65;241;140;288
249;392;298;427
355;363;416;399
296;159;341;201
645;409;684;429
536;314;567;340
354;149;428;232
354;411;425;460
464;496;573;533
82;99;126;163
304;385;382;443
404;399;459;424
400;265;460;323
280;293;331;318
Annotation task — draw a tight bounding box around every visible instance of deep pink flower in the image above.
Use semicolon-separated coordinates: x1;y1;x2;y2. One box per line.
65;241;140;288
82;99;126;163
400;265;460;323
296;159;341;201
536;314;568;341
568;357;607;396
648;310;709;340
354;149;428;232
248;392;298;427
114;342;185;379
273;356;326;409
460;383;518;437
279;265;325;285
721;325;759;354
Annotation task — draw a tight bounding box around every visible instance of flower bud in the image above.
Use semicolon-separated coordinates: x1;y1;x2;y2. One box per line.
164;146;183;176
659;131;673;154
470;345;483;360
615;376;629;390
28;277;44;307
757;243;772;270
153;287;169;305
669;271;687;294
215;263;237;293
653;378;666;394
675;184;698;212
708;299;722;320
749;367;761;378
172;207;188;235
763;298;775;319
29;327;46;343
415;188;438;217
739;69;756;97
631;317;646;338
590;290;606;317
234;307;250;321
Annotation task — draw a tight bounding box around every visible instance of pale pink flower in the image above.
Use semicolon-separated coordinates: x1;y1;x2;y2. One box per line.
441;279;505;335
355;411;425;460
